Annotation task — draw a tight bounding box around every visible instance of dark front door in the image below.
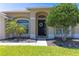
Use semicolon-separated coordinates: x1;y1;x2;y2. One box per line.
38;20;46;36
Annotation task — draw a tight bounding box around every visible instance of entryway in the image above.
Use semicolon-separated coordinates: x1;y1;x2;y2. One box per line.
36;12;48;39
38;20;46;36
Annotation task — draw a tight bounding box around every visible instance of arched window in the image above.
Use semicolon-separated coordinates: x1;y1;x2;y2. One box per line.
16;18;29;34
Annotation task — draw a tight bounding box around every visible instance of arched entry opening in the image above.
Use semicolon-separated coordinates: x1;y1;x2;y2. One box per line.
36;12;48;37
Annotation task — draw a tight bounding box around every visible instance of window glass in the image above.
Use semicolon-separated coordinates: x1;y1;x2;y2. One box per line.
56;28;63;35
55;28;70;37
17;19;29;34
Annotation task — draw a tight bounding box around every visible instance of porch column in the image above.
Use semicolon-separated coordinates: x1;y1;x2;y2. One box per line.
0;13;6;40
48;27;54;39
30;12;36;39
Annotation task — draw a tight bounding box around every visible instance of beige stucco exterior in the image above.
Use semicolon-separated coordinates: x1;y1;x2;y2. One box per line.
2;8;54;39
0;13;7;39
72;24;79;38
29;8;54;39
0;8;79;39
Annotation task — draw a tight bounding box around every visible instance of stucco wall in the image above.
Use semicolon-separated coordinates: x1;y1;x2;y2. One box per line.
29;8;55;39
47;27;54;39
0;13;6;39
2;8;57;39
73;24;79;38
3;12;30;18
30;12;36;38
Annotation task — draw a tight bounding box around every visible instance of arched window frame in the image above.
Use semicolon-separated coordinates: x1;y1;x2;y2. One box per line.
38;15;46;20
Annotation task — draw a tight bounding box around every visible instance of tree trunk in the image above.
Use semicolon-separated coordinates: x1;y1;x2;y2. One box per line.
60;27;67;41
71;26;74;38
62;27;69;41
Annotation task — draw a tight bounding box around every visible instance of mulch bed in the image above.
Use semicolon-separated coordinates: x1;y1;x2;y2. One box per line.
47;39;79;48
0;39;36;43
54;40;79;48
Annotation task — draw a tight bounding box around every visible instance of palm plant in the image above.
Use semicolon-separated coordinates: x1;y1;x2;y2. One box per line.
15;24;26;39
5;19;26;40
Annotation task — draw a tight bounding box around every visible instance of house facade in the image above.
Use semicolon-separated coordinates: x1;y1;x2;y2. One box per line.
0;8;79;40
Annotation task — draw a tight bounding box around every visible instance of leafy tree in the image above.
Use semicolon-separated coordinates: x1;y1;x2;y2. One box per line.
46;3;79;41
5;20;17;38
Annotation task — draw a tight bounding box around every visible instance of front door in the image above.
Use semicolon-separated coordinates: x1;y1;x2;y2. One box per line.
38;20;46;36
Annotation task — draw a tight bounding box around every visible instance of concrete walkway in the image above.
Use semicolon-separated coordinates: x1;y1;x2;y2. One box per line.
36;40;47;46
0;43;36;46
0;39;47;46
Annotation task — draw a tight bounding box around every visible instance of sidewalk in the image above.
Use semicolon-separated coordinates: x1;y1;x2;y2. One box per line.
36;40;47;46
0;39;47;46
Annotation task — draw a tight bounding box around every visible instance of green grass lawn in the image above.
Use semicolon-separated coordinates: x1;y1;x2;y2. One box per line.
0;45;79;56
